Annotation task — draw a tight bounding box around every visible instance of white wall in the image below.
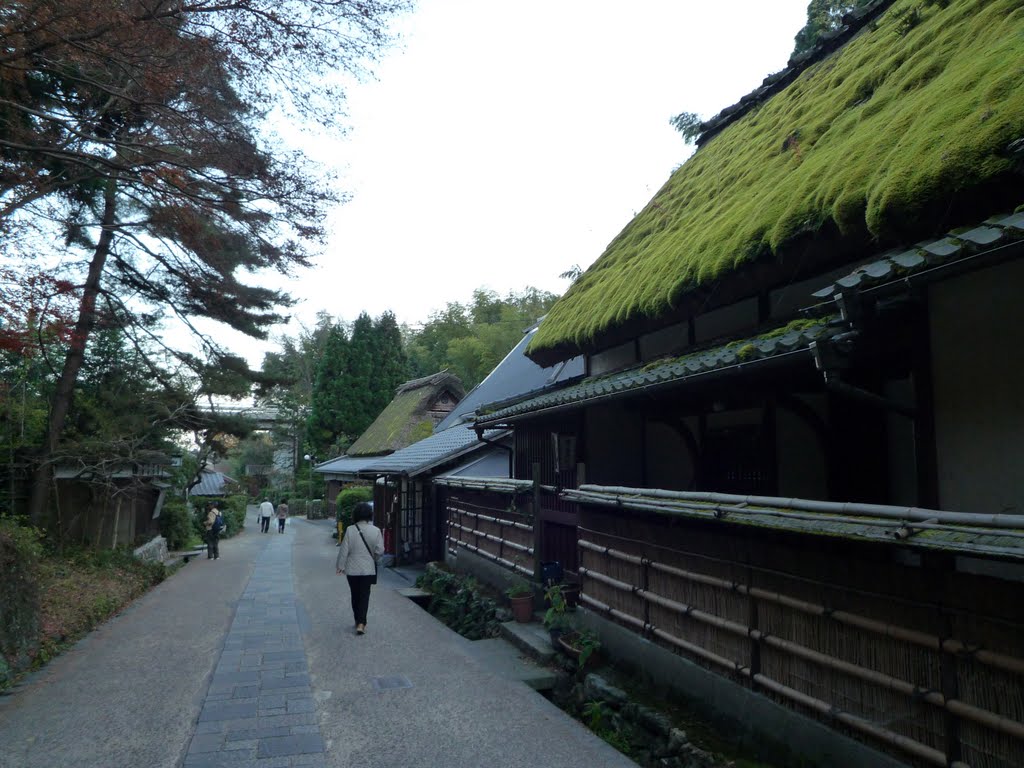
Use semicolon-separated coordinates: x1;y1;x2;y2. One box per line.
930;258;1024;514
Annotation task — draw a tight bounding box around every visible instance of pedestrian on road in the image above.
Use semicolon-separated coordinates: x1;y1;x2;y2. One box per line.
259;498;273;533
203;504;222;560
336;502;384;635
276;498;289;533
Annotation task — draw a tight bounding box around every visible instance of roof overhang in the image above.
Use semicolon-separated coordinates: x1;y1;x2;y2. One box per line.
477;318;832;427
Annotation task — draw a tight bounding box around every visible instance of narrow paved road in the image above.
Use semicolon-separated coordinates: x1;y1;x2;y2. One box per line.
0;513;636;768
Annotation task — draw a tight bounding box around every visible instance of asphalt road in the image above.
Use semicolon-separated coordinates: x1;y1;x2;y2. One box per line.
0;512;636;768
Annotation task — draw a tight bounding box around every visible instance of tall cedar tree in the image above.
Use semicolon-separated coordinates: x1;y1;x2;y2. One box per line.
342;313;377;440
0;0;405;524
368;311;409;420
307;325;351;455
304;312;409;457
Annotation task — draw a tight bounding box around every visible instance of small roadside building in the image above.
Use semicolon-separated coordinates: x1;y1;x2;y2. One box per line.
313;371;464;519
449;2;1024;765
53;456;171;549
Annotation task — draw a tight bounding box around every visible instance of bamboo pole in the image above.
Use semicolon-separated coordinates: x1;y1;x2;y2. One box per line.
448;521;532;555
447;537;533;577
569;489;1024;542
580;558;1024;744
580;593;968;768
447;505;533;532
580;539;1024;677
575;484;1024;530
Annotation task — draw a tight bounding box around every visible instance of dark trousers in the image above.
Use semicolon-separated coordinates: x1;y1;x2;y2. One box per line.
277;517;286;533
260;516;270;533
206;530;219;559
347;575;374;625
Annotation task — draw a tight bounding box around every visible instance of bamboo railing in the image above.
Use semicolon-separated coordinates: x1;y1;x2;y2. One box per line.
578;534;1024;768
443;492;535;578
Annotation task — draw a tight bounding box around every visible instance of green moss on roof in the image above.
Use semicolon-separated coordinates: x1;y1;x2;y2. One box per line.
531;0;1024;357
347;373;461;456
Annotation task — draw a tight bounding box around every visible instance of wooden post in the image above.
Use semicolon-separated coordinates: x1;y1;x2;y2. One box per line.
532;462;542;581
747;560;761;686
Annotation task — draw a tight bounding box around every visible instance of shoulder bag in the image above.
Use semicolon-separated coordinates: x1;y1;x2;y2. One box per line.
354;523;378;585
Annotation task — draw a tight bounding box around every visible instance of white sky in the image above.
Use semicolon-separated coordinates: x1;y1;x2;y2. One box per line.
237;0;811;368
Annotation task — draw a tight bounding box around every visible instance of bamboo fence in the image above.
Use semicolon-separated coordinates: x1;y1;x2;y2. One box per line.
442;487;535;578
577;509;1024;768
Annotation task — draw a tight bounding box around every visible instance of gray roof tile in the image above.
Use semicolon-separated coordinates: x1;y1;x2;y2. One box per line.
476;319;832;424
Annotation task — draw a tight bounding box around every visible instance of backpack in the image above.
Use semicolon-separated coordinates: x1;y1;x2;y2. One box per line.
212;513;224;534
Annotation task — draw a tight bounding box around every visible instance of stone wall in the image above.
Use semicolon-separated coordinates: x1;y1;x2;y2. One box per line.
133;535;168;564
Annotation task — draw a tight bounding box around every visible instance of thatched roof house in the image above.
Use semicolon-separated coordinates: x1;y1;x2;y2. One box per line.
452;4;1024;766
528;0;1024;365
346;371;465;457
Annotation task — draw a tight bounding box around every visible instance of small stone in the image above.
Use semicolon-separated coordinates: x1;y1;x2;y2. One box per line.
667;727;689;754
635;705;674;737
583;673;629;706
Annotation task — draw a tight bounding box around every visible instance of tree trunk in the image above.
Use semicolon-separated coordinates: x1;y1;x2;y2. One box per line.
27;178;118;526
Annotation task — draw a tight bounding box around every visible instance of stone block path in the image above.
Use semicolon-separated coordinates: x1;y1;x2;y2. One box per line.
185;532;326;767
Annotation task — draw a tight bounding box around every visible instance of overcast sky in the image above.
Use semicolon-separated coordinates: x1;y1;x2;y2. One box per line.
235;0;811;367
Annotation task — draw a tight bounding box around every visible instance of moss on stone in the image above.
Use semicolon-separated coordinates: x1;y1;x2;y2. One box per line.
531;0;1024;358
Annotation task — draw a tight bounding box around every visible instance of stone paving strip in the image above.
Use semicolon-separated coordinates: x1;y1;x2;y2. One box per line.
185;532;326;768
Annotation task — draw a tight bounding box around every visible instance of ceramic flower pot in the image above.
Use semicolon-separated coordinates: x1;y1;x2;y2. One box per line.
509;593;533;623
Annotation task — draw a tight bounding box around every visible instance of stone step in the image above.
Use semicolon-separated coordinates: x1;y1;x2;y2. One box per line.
395;587;432;606
499;619;555;665
460;637;558;691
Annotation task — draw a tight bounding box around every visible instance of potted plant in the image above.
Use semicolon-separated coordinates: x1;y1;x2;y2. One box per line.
505;578;534;623
558;627;601;670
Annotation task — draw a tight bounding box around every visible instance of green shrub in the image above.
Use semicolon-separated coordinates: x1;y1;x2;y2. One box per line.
416;567;502;640
0;519;43;686
335;486;372;528
222;494;248;536
191;495;247;538
159;498;195;551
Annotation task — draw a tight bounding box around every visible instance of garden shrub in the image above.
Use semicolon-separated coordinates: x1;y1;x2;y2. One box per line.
0;519;42;687
223;494;248;536
416;567;501;640
159;497;195;550
191;494;247;538
335;486;372;528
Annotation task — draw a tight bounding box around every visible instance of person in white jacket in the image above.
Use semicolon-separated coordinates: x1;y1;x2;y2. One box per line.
335;502;385;635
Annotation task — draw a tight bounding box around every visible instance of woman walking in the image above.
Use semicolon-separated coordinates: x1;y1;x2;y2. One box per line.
276;498;289;533
335;502;384;635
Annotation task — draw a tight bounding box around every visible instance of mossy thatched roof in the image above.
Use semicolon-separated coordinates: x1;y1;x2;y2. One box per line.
347;372;465;457
529;0;1024;363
